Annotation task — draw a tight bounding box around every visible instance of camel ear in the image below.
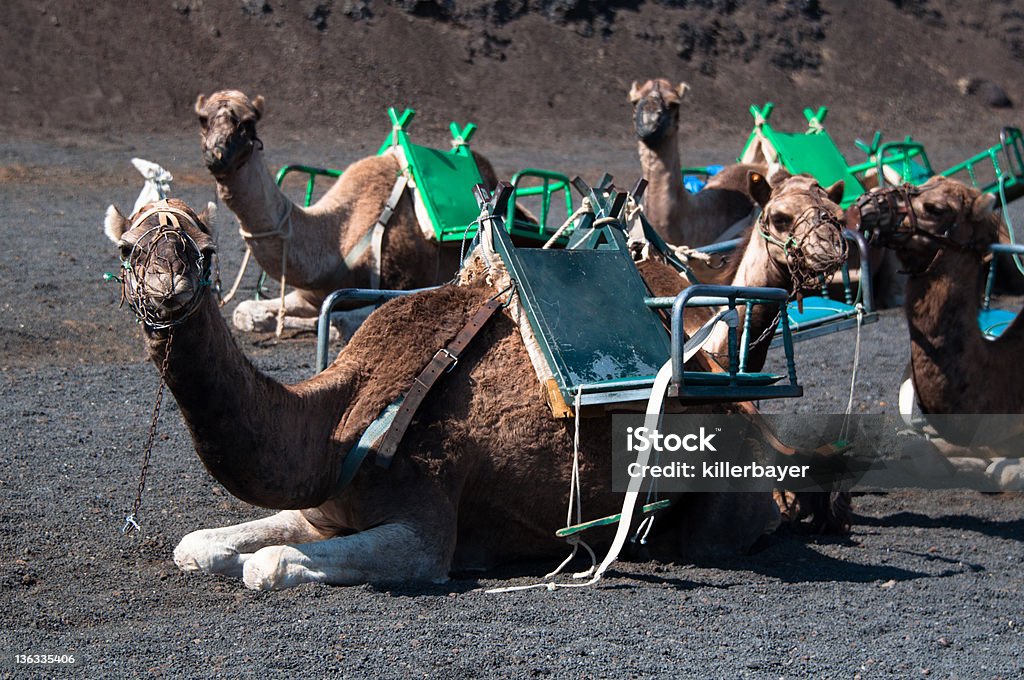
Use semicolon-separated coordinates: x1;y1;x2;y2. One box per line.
104;205;129;244
748;171;773;208
766;161;790;186
251;95;265;120
677;82;691;100
198;201;217;232
971;191;997;221
194;94;206;116
824;180;845;205
628;81;641;102
195;202;219;250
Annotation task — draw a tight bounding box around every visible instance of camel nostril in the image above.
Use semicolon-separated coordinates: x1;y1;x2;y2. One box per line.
213;147;223;161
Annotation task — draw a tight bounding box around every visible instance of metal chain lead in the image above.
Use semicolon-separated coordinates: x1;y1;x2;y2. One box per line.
122;330;174;535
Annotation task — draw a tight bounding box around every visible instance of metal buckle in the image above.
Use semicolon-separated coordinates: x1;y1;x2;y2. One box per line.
439;348;459;372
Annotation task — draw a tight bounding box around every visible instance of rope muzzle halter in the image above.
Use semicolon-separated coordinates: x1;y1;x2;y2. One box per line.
849;182;990;276
757;188;848;294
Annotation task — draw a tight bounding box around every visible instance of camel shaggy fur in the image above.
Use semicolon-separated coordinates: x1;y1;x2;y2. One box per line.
629;79;762;246
105;198;797;590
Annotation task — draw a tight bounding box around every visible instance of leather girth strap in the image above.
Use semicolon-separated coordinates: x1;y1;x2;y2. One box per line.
374;296;505;468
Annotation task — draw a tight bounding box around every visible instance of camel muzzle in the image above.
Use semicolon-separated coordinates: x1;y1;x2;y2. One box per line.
121;224;211;330
849;184;920;248
202;122;258;175
635;97;674;143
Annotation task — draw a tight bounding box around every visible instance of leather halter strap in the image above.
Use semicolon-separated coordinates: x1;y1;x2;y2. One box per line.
374;296;506;469
130;201;204;233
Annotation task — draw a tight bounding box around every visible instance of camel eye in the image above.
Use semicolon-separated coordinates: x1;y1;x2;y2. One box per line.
118;242;133;261
198;115;208;128
770;211;794;230
923;202;948;216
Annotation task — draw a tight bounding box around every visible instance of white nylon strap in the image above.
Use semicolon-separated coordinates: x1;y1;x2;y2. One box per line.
487;309;736;594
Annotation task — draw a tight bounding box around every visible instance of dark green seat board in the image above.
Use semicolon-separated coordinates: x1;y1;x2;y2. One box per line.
491;221;671;403
513;247;671;395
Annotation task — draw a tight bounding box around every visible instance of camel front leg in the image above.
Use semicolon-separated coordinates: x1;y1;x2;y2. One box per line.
173;510;329;578
242;523;451;590
232;289;320;332
232;289;372;341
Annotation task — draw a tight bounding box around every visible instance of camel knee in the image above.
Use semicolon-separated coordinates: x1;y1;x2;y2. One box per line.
232;299;277;332
232;298;337;336
174;530;246;577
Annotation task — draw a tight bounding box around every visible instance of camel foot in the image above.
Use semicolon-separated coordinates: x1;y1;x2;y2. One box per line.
242;524;451;589
986;458;1024;491
173;530;247;577
232;299;328;335
242;545;314;591
774;491;852;535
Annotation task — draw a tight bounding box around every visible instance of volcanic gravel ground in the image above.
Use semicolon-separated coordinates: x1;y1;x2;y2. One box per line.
1;135;1022;678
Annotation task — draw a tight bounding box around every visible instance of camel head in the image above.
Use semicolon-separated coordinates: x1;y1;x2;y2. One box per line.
749;169;848;292
104;199;217;329
851;176;998;274
629;79;689;144
195;90;265;177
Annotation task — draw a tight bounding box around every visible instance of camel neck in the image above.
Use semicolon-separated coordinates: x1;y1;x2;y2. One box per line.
216;149;291;237
903;250;993;415
638;133;687;244
721;234;785;371
144;295;351;508
213;149;341;289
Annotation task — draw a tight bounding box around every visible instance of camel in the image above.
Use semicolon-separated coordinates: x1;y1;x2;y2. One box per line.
102;196;838;590
192;90;514;335
636;170;848;373
852;177;1024;447
629;79;763;247
632;170;851;530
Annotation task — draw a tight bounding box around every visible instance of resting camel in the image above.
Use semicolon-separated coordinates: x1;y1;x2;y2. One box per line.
852;177;1024;447
635;170;851;530
629;79;763;246
636;170;848;373
103;197;838;590
192;90;511;334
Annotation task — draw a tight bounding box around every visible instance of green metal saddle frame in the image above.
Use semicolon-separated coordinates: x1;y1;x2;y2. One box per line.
740;103;1024;206
477;181;803;412
275;107;572;244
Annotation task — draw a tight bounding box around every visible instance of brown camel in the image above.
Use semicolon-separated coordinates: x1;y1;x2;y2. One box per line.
193;90;510;334
629;79;763;246
637;170;848;373
635;171;851;531
853;177;1024;446
105;198;800;590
